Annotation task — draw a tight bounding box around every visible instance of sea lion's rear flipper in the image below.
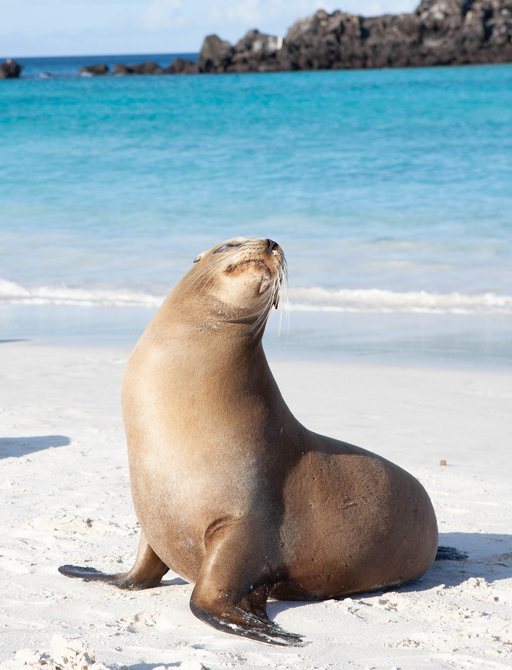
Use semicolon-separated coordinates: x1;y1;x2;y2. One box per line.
190;518;305;646
58;532;169;590
435;546;468;561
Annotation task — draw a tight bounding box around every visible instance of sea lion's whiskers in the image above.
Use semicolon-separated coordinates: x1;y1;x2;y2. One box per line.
249;268;283;339
189;255;226;290
278;259;290;335
250;303;272;339
276;272;289;337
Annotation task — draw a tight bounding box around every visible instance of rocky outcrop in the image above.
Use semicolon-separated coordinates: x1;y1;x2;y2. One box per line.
198;30;284;73
197;0;512;72
76;0;512;78
112;63;133;76
164;57;199;74
230;30;284;72
0;59;22;79
79;63;109;76
83;58;198;76
198;34;234;72
113;61;164;75
415;0;512;64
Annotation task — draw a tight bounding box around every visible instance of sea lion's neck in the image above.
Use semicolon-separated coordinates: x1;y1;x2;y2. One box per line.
143;296;269;370
154;289;267;345
180;321;267;369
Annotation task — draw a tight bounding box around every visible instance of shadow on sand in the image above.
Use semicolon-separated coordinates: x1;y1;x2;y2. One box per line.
89;532;511;669
0;435;70;458
0;339;29;344
411;531;512;590
267;531;512;620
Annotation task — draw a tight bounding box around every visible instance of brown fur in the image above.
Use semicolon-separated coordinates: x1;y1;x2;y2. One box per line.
59;237;438;645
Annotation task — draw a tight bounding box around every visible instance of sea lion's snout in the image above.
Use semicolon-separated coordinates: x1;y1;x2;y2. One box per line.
188;237;285;317
223;237;283;275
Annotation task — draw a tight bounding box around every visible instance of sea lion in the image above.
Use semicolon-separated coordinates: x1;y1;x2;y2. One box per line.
59;236;438;646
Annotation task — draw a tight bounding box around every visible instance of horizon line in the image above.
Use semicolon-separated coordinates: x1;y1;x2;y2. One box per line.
2;49;199;60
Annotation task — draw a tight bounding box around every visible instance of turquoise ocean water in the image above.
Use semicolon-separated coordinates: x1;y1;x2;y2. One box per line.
1;58;511;366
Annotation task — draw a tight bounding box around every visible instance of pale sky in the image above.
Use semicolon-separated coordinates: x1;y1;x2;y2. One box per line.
1;0;418;58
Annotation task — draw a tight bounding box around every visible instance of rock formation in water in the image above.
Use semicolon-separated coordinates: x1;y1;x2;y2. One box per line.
199;31;284;72
0;59;22;79
79;63;109;76
197;0;512;72
165;57;200;74
77;0;512;76
82;59;200;76
114;61;164;75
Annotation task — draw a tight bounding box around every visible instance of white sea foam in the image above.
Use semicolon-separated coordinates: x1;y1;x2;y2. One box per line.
1;278;511;315
0;279;163;308
286;287;512;315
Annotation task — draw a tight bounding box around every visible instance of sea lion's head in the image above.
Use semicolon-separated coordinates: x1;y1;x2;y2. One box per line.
182;237;286;331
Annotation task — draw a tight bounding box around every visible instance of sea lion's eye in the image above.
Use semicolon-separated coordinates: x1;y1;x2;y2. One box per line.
213;242;241;254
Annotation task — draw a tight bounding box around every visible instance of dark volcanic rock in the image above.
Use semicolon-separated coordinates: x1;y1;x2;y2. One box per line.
132;61;164;75
196;0;512;73
230;30;284;72
113;63;134;76
198;30;288;72
0;59;22;79
279;10;349;70
114;61;163;75
79;63;109;76
414;0;512;65
165;57;199;74
73;1;512;78
360;13;423;68
198;34;233;72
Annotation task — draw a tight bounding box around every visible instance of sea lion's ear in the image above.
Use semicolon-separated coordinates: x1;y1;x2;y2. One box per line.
193;252;205;264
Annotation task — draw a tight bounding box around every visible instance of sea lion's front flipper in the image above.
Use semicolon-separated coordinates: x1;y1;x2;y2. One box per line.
59;532;169;590
190;517;305;646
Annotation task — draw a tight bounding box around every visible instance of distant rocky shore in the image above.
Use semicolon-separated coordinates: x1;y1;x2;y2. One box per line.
3;0;512;80
78;58;199;77
197;0;512;73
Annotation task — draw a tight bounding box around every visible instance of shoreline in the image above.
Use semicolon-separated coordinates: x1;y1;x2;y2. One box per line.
2;303;511;374
6;57;512;81
1;341;511;668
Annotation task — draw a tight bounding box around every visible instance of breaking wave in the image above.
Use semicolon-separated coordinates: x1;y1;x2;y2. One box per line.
286;287;512;315
0;279;163;308
1;279;511;315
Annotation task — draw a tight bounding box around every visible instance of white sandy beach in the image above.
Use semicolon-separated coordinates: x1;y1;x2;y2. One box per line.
1;340;512;669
